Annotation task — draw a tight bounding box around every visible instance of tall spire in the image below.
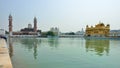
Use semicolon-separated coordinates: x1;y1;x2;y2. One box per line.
9;14;12;31
9;14;12;18
8;14;13;36
34;17;37;32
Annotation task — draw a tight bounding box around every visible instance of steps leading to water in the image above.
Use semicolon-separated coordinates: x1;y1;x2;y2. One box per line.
0;38;13;68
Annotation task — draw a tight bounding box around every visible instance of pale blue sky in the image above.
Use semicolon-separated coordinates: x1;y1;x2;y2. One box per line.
0;0;120;32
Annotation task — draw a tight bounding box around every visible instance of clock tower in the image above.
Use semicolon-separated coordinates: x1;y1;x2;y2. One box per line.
34;17;37;32
9;14;13;36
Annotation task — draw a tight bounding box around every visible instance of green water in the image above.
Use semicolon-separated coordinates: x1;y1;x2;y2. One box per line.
8;38;120;68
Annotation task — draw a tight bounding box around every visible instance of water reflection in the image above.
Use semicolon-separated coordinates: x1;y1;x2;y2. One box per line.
33;40;38;59
85;39;110;56
20;38;41;59
8;38;13;57
48;38;59;48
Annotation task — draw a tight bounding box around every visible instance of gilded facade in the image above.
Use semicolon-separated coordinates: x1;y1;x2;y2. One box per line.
85;22;110;37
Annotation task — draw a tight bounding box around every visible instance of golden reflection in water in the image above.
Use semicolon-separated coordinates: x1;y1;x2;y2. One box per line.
85;39;110;56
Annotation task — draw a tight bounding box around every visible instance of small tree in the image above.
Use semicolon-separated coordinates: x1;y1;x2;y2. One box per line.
47;31;55;36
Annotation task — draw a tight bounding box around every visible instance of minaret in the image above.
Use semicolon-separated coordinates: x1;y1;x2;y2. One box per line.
9;14;13;36
34;17;37;32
